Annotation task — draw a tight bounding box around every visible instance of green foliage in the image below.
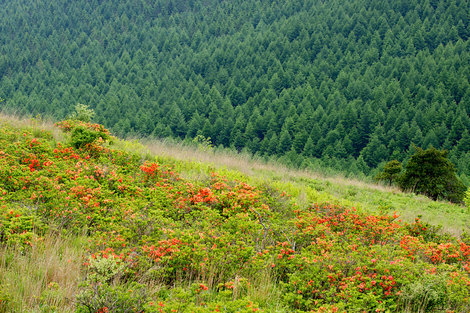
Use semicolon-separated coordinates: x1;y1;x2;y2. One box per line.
0;0;469;179
0;205;46;246
70;126;103;149
2;119;470;312
68;104;95;123
57;120;112;149
192;134;213;152
76;251;147;313
399;147;466;203
0;286;10;313
76;282;147;313
86;255;126;284
465;189;470;210
375;160;402;185
398;275;448;313
405;217;451;243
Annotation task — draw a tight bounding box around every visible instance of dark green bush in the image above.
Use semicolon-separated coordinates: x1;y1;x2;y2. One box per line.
75;282;147;313
399;147;466;203
70;126;109;149
376;160;402;185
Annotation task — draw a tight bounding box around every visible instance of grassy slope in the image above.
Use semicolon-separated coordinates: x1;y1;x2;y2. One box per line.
139;138;468;236
0;114;469;313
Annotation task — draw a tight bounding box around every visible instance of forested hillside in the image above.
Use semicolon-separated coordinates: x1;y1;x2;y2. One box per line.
0;0;469;178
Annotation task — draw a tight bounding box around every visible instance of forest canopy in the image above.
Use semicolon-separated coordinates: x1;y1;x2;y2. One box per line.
0;0;469;179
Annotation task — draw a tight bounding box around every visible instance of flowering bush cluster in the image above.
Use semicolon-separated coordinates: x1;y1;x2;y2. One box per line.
56;119;112;150
1;120;470;312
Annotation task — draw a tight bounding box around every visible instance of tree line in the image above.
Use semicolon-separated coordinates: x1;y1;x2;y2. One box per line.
0;0;469;181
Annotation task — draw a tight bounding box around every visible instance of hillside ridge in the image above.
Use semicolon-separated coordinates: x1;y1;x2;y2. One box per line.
1;116;470;312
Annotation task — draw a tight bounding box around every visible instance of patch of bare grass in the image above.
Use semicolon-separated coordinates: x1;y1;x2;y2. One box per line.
0;112;65;143
0;234;84;312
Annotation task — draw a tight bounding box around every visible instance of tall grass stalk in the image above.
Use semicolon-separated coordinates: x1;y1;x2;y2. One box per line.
0;234;84;312
0;112;65;143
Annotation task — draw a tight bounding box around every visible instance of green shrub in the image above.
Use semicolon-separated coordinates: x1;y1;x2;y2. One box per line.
86;255;126;284
76;255;146;312
75;282;148;313
375;160;402;185
68;103;95;123
70;126;103;149
398;274;447;313
56;119;112;149
399;146;466;203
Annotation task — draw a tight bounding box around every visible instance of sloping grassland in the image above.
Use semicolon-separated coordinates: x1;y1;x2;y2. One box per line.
0;116;469;312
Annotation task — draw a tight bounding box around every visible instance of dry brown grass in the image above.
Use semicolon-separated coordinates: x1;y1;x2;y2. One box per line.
0;234;84;312
0;112;65;142
140;137;399;193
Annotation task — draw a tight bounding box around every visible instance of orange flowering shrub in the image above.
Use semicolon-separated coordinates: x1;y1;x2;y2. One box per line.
1;121;470;312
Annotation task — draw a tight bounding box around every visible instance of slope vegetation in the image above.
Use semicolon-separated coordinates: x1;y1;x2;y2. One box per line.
1;117;470;312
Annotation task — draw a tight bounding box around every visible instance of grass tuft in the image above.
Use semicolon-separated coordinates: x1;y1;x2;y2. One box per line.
0;233;84;312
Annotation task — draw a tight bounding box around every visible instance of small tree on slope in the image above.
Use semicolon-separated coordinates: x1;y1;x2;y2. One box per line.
399;146;466;203
376;160;402;186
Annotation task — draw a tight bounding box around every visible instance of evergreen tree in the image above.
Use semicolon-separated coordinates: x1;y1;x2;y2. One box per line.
422;130;439;149
292;130;308;153
356;155;370;175
231;129;244;152
277;129;292;154
167;105;187;138
186;112;203;139
361;134;388;168
456;130;470;155
267;134;279;156
303;136;315;157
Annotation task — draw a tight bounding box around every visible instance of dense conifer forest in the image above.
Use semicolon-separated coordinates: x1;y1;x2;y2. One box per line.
0;0;469;179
